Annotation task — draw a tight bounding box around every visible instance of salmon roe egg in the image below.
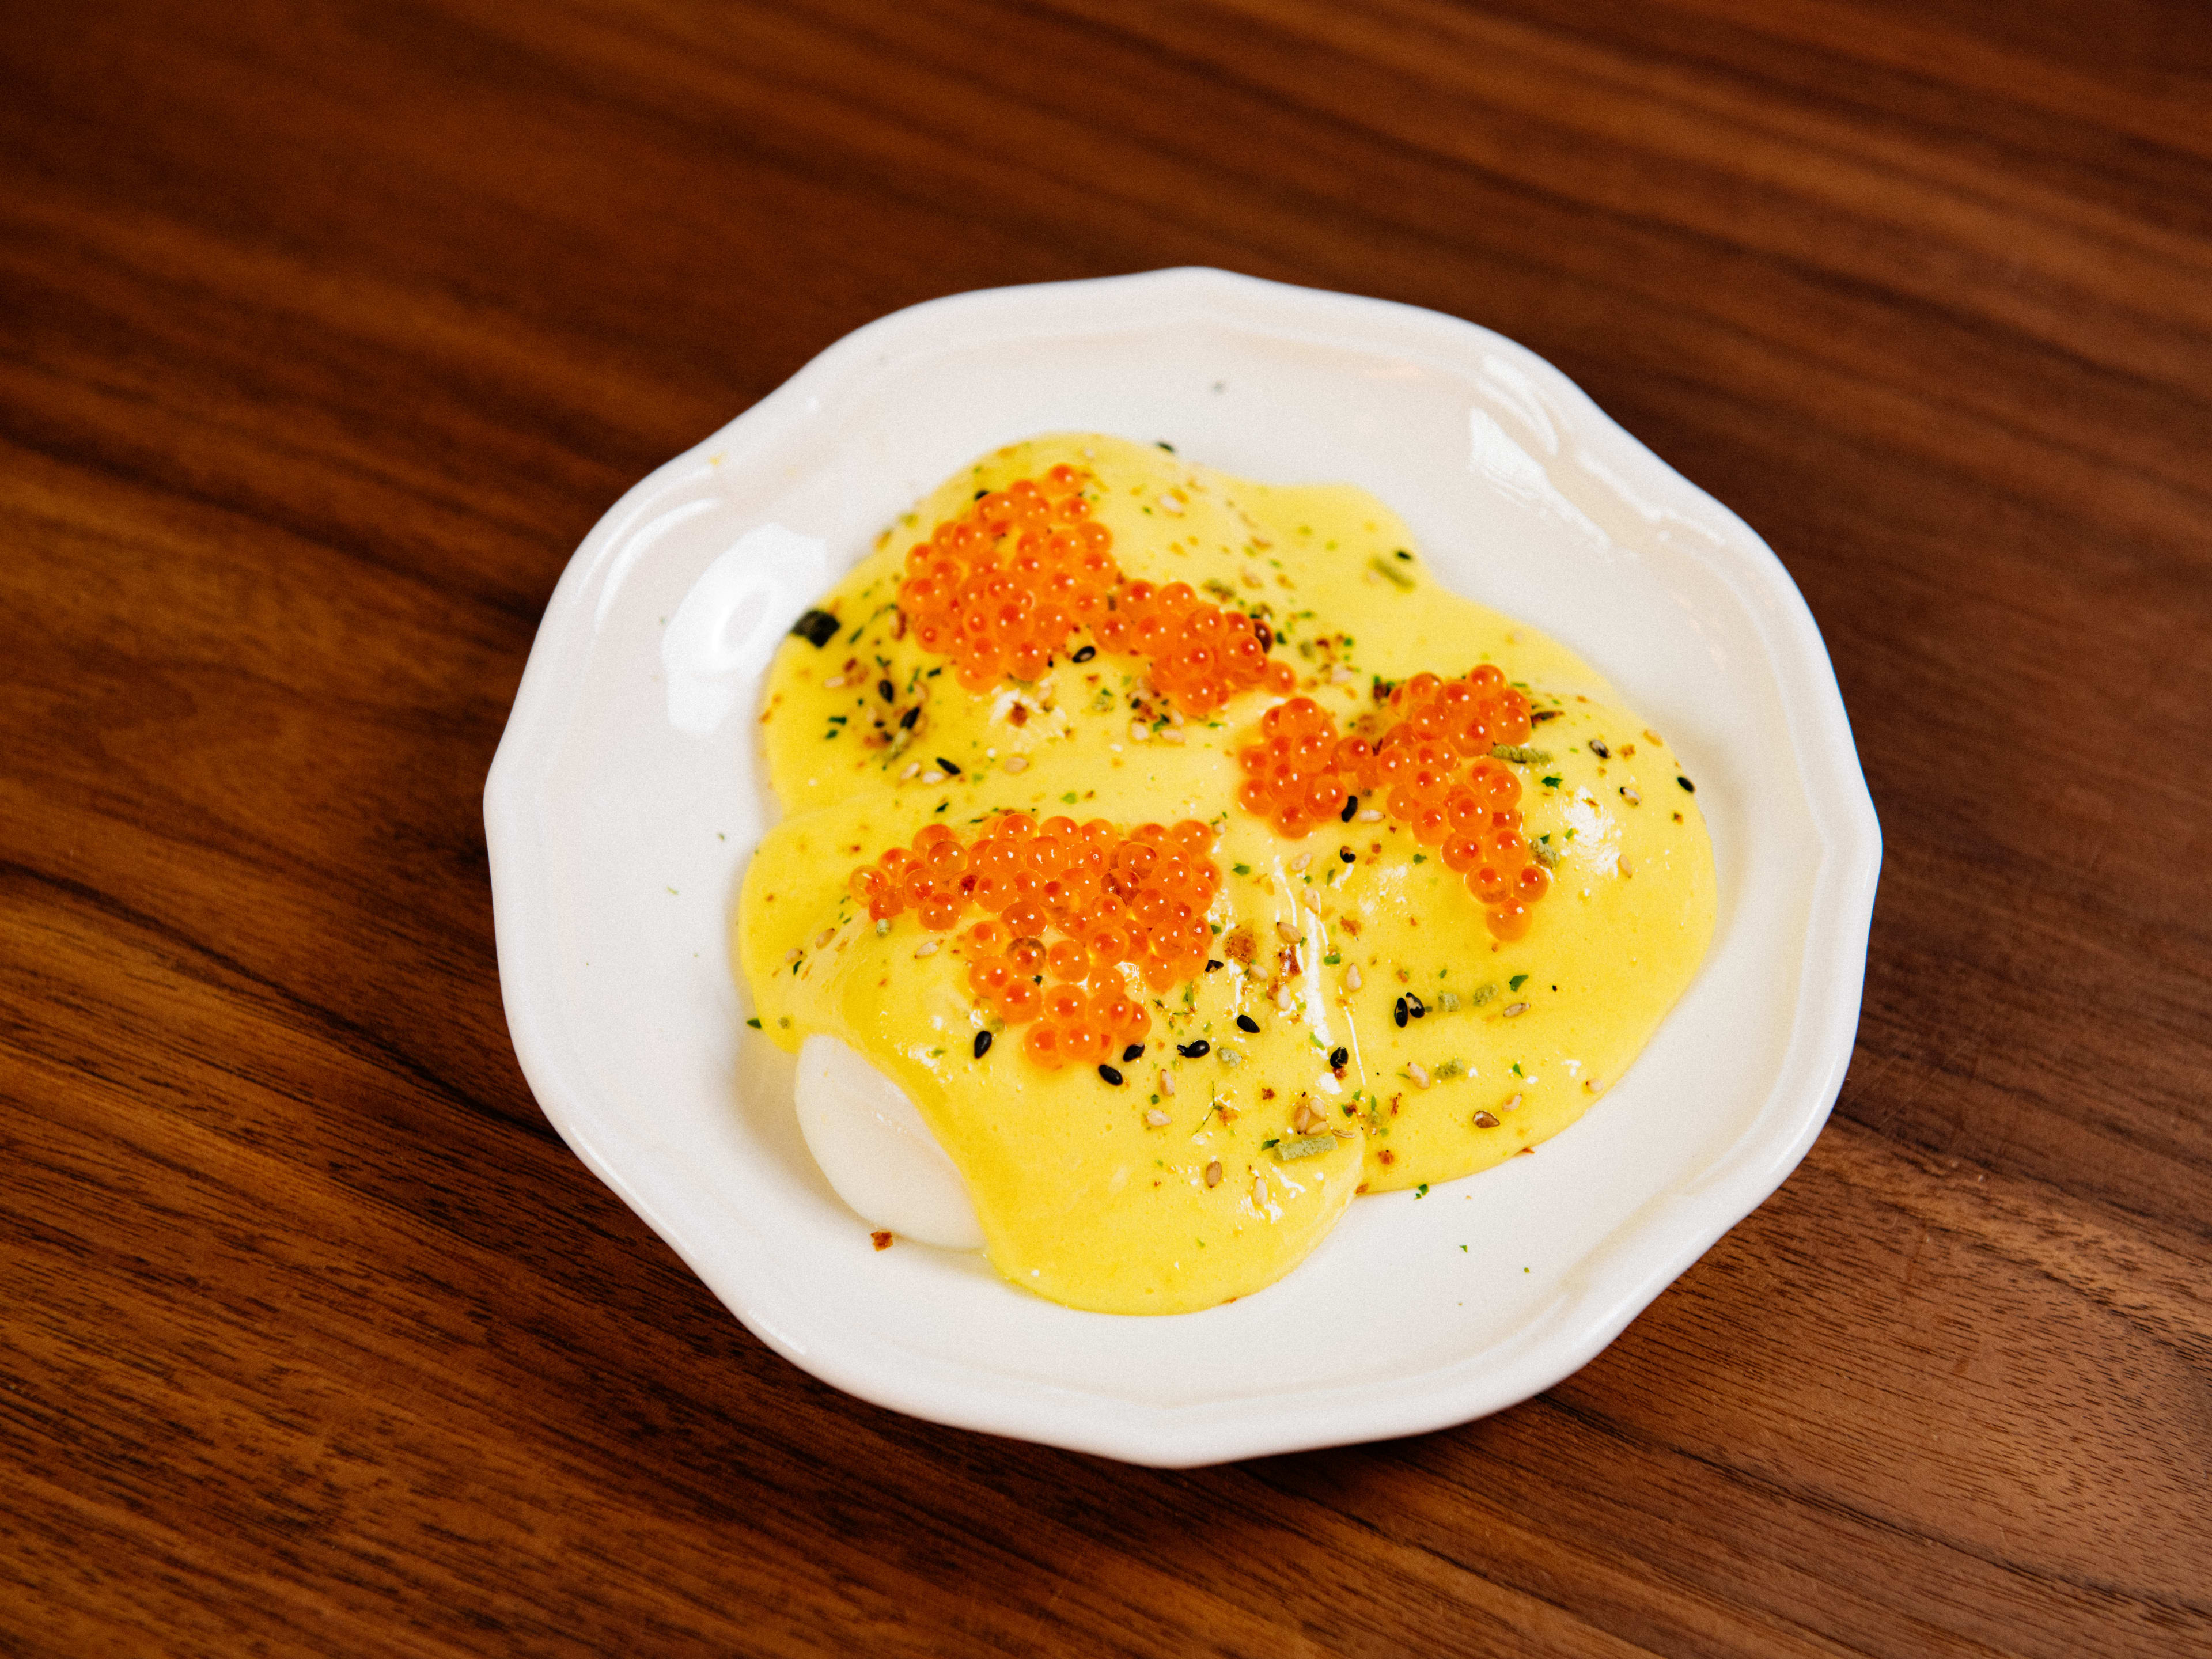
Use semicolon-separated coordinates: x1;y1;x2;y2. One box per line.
842;806;1222;1070
892;468;1297;708
1230;662;1556;935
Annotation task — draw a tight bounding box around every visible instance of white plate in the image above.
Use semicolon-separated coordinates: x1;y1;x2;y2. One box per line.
484;268;1880;1467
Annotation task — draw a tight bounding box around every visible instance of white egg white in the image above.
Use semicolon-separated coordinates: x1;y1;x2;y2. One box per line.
793;1035;984;1250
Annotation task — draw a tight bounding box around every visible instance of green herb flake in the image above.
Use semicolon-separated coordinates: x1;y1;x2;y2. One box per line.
1274;1135;1336;1162
1510;974;1529;991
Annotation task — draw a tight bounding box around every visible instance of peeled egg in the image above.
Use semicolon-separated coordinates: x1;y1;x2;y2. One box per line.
794;1035;984;1251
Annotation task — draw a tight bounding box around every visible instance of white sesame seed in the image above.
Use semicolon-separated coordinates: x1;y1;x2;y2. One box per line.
815;928;835;948
921;770;945;783
899;763;919;781
1158;1070;1175;1096
1357;808;1383;823
1619;856;1635;878
1503;1002;1529;1017
1157;726;1184;744
1144;1108;1171;1127
1345;964;1362;991
1205;1159;1223;1187
1503;1093;1524;1112
1274;921;1302;945
912;940;939;958
1408;1063;1431;1089
784;948;801;964
1001;755;1029;774
1130;721;1150;742
1252;1172;1268;1206
1289;851;1312;871
823;676;846;688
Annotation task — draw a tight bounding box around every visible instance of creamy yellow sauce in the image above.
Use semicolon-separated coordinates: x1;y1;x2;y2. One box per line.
738;435;1714;1315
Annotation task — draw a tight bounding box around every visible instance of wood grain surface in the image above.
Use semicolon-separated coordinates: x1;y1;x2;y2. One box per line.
5;2;2209;1654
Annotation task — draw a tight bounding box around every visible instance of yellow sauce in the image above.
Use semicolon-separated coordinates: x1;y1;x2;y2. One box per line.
739;435;1714;1314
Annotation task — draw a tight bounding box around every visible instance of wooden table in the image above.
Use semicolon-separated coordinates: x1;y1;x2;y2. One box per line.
6;3;2207;1653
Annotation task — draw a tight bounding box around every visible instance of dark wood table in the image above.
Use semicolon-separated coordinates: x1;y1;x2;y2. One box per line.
7;3;2208;1653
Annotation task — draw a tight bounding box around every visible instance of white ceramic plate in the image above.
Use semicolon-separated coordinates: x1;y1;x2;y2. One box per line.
485;268;1880;1467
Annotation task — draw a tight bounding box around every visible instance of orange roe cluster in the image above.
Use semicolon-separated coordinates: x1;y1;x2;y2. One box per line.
846;813;1224;1070
897;465;1119;692
1234;668;1552;941
895;468;1292;717
1093;579;1296;717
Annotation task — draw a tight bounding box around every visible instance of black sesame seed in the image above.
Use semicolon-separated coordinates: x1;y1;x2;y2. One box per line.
1178;1040;1210;1058
1393;997;1409;1028
1589;739;1609;759
1408;995;1426;1018
1122;1044;1145;1062
972;1030;993;1059
1098;1064;1124;1086
789;609;840;647
899;706;919;730
1236;1014;1260;1033
878;679;895;701
1072;645;1097;663
1339;795;1358;823
1677;775;1696;793
935;757;962;775
1339;846;1355;863
1205;958;1224;971
1330;1046;1349;1068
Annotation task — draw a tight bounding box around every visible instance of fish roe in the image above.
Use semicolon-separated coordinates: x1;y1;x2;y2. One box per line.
1092;578;1296;716
893;471;1292;714
1233;669;1549;940
849;810;1224;1069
